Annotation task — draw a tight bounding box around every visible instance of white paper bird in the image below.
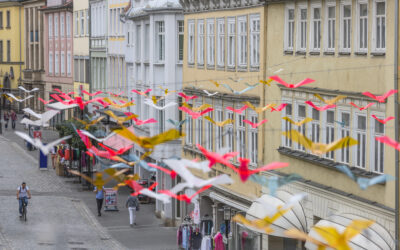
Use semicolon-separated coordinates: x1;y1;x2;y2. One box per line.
78;130;116;142
15;131;72;155
176;159;212;173
139;188;171;204
18;86;39;93
203;90;219;96
6;93;34;102
20;109;59;127
144;98;177;110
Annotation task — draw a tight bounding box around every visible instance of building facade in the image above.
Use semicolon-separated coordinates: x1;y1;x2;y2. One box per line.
125;0;184;226
0;0;24;104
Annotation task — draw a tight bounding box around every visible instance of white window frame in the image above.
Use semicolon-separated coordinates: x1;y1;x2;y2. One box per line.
227;17;236;68
217;18;225;67
80;10;84;36
372;0;386;53
323;109;336;160
295;101;307;151
340;1;352;53
55;52;59;75
353;112;367;169
49;52;53;75
324;1;336;52
355;0;368;53
54;14;59;38
136;25;141;61
236;108;246;159
66;13;71;37
309;104;321;145
215;108;223;151
197;20;205;66
281;99;293;148
186;113;193;145
86;9;89;36
178;20;184;63
248;111;258;166
284;4;295;52
237;16;247;68
337;108;351;165
195;117;203;146
310;3;322;52
250;14;260;68
156;21;165;62
48;14;53;38
61;51;65;75
296;4;308;52
205;112;214;151
370;112;385;173
188;20;195;64
75;12;79;36
206;19;215;67
225;109;234;152
67;52;71;76
158;99;165;134
144;23;150;61
60;13;64;38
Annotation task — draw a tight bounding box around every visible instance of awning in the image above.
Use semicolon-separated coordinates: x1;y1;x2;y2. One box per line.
103;125;135;150
244;190;307;237
305;213;395;250
209;191;250;212
46;102;78;110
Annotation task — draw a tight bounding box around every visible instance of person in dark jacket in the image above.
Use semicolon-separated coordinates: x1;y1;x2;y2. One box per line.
10;110;17;129
126;191;139;227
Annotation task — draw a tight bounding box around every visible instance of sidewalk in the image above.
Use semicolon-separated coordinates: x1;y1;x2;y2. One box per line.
0;116;178;250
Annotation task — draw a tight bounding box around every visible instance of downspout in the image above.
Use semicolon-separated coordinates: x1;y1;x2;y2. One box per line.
19;5;22;86
394;0;399;249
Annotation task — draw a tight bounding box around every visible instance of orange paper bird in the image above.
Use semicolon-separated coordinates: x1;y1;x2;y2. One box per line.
314;94;347;105
209;80;221;87
204;116;234;127
282;130;358;155
260;79;273;86
105;110;137;124
68;169;129;191
181;103;212;112
284;229;329;250
282;117;313;126
114;126;184;150
74;116;105;130
243;101;276;114
102;98;135;109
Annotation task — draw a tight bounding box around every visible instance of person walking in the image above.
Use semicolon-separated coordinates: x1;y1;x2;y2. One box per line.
94;186;104;216
126;191;139;227
10;110;17;129
4;111;9;130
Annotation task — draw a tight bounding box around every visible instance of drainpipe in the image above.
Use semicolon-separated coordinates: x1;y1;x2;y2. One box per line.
394;0;399;249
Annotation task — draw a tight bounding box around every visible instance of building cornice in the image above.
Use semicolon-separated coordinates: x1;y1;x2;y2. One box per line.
179;0;266;13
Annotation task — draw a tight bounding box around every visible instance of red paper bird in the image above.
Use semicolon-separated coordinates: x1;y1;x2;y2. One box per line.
125;180;158;196
131;89;152;96
197;144;238;168
82;90;103;96
179;106;214;119
107;91;124;97
270;76;315;89
305;101;336;111
53;89;76;96
133;117;158;126
148;163;177;179
376;136;400;151
158;185;212;203
235;158;289;182
362;90;398;103
38;98;53;105
350;102;374;111
243;119;268;128
178;92;198;102
270;103;288;112
226;105;248;114
372;115;394;124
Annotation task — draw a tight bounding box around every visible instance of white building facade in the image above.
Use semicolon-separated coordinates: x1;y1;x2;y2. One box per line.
125;0;183;226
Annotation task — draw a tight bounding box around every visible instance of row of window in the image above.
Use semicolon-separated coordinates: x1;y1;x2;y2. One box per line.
91;57;107;90
74;58;89;83
187;14;260;70
0;11;11;29
109;56;126;91
109;7;124;37
284;0;386;55
48;12;72;38
91;3;107;37
48;51;72;76
0;40;11;62
281;97;384;173
74;9;89;37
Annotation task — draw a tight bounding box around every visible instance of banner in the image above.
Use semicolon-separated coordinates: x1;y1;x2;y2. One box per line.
104;188;118;211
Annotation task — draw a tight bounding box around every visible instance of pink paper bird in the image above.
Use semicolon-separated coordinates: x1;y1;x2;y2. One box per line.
270;76;315;89
226;105;248;114
305;101;336;111
131;89;152;96
376;136;400;151
270;103;288;112
133;117;158;126
107;91;124;97
158;185;212;204
235;158;289;182
243;119;268;128
371;115;395;124
178;92;198;102
362;90;398;103
82;90;103;97
125;180;158;196
197;144;238;168
38;98;53;105
148;163;177;179
179;106;214;119
350;102;375;111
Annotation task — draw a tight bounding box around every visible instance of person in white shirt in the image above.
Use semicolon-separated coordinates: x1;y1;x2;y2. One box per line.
16;182;31;217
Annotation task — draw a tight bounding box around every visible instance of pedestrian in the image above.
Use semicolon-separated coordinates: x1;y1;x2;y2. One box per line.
94;186;104;216
126;190;139;226
10;110;17;129
4;111;9;130
50;146;57;169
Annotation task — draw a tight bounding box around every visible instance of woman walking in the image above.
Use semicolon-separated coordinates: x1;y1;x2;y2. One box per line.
126;191;139;227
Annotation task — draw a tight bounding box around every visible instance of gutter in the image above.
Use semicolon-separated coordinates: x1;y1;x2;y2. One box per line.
394;0;399;248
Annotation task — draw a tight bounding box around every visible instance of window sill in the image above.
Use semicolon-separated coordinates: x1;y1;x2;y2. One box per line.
227;66;236;72
177;62;183;66
6;26;10;29
355;51;367;56
249;66;260;72
207;65;215;70
188;63;195;68
295;51;306;55
153;62;164;66
323;51;335;55
197;64;204;69
216;65;225;71
371;52;386;56
309;51;320;55
237;66;247;72
284;50;294;55
338;51;351;55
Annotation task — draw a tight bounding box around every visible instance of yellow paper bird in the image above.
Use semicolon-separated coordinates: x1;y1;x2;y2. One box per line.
158;86;176;96
74;116;105;130
114;126;184;150
103;168;140;190
105;110;137;125
282;130;358;155
209;80;221;87
243;101;276;114
151;95;166;104
68;169;129;190
284;229;329;250
103;98;135;109
260;79;273;86
181;102;212;112
3;94;14;103
204;116;234;127
314;94;347;105
282;117;313;127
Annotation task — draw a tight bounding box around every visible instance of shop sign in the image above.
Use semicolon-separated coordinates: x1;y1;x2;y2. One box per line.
104;188;118;211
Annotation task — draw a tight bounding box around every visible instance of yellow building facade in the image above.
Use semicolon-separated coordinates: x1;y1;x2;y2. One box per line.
0;0;24;91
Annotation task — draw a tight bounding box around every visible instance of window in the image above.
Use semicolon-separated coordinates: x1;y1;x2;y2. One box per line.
188;20;195;64
237;113;246;159
60;14;64;37
67;52;71;76
54;14;59;38
207;19;215;66
55;52;59;75
282;103;292;147
339;112;350;164
248;113;258;165
49;52;53;74
227;17;236;67
195;118;203;146
285;6;295;51
373;117;384;173
237;16;247;67
6;11;10;28
75;12;79;36
66;14;71;37
310;108;320;144
215;109;223;151
6;40;10;62
186;115;193;145
325;4;336;52
355;114;366;168
340;3;352;52
325;110;335;159
178;20;184;62
373;0;386;52
225;111;234;152
49;15;53;38
86;10;89;36
205;113;213;151
356;1;368;52
310;6;321;51
61;52;65;75
0;12;3;29
250;15;260;68
156;21;165;62
85;59;89;82
80;11;84;36
158;100;165;133
296;104;306;151
144;24;149;61
136;25;141;61
109;9;113;35
197;20;204;65
0;41;2;62
217;18;225;67
74;59;79;81
297;7;307;52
